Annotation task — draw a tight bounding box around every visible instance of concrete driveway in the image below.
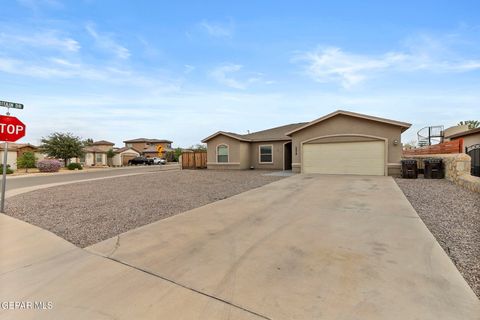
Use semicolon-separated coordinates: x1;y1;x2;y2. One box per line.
1;174;479;319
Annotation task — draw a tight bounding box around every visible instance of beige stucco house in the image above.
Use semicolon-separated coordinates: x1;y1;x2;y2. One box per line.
0;143;45;170
202;110;411;176
446;127;480;150
71;140;115;167
112;147;141;166
123;138;173;158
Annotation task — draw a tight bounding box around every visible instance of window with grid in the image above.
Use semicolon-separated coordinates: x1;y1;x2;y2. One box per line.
217;145;229;163
259;145;272;163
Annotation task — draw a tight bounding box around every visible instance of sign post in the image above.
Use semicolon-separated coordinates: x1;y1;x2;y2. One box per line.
0;102;26;212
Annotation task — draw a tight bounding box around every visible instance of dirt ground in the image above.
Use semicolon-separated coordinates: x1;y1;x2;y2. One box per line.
6;170;284;248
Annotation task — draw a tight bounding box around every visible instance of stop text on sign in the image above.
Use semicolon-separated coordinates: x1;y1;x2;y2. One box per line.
0;123;24;135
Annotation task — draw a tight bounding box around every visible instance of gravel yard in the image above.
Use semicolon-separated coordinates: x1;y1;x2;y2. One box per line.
5;170;284;248
395;177;480;298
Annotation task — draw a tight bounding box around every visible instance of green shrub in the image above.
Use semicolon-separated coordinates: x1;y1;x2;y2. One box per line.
17;152;37;172
0;164;14;174
67;162;83;170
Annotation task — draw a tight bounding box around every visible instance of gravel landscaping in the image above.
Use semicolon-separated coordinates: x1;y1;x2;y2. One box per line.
5;170;284;248
395;177;480;298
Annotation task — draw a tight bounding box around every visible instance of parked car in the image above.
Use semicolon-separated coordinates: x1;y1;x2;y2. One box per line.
128;156;153;165
152;157;167;165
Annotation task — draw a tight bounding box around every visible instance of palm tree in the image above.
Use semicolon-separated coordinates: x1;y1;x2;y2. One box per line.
458;120;480;130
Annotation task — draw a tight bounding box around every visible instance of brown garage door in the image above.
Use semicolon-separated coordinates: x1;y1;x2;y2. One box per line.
122;154;136;166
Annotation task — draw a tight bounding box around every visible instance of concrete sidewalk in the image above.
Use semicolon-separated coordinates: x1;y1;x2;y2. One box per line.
1;175;479;319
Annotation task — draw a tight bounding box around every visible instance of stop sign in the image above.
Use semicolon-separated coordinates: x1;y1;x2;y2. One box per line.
0;116;26;142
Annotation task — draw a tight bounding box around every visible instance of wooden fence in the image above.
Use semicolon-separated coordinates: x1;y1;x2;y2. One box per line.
181;152;207;169
403;139;464;156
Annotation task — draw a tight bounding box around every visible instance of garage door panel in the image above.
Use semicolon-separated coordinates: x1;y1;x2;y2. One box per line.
303;141;385;175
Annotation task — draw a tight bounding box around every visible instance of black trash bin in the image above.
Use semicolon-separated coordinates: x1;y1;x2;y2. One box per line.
401;159;418;179
424;158;444;179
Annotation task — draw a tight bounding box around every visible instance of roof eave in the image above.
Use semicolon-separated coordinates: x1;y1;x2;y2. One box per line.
201;131;251;143
286;110;412;136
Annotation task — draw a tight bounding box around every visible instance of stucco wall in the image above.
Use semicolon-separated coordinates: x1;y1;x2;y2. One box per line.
93;144;113;152
113;150;140;166
290;114;404;171
249;141;287;170
452;132;480;149
206;135;248;169
0;151;18;170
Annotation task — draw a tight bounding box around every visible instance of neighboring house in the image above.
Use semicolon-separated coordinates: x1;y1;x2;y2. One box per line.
123;138;173;158
72;140;115;166
446;127;480;177
112;147;141;166
202;110;411;176
0;143;45;170
446;127;480;149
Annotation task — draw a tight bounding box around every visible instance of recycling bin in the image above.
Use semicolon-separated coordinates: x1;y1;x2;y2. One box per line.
423;158;444;179
401;159;418;179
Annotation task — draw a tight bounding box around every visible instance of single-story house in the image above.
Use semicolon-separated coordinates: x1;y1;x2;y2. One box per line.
0;143;45;170
446;127;480;149
446;127;480;176
202;110;411;176
112;147;141;166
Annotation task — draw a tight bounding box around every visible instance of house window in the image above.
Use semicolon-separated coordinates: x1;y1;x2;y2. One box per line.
79;154;86;163
126;143;132;148
96;153;103;164
217;145;229;163
259;145;273;163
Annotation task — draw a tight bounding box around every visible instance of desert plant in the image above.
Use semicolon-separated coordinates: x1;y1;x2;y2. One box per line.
0;164;14;174
37;159;62;173
17;152;37;172
458;120;480;129
67;162;83;170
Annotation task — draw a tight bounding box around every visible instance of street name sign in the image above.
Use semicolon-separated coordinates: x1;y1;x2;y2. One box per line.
0;100;24;110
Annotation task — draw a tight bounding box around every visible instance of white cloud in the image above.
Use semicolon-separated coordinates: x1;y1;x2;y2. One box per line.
297;39;480;88
209;64;271;89
85;23;130;59
0;31;80;52
200;20;233;38
184;64;195;74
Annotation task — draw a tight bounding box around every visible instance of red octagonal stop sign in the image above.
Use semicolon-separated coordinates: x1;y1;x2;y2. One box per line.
0;115;26;142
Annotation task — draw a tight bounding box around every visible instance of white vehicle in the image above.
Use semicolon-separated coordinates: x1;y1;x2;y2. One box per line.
152;157;167;165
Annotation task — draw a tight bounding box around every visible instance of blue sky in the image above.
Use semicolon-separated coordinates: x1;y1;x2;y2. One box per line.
1;0;479;147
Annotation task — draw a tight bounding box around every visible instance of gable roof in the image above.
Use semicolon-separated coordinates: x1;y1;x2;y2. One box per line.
201;123;307;143
83;146;108;153
123;138;173;144
244;123;307;141
114;147;141;154
285;110;412;135
447;127;480;139
92;140;115;146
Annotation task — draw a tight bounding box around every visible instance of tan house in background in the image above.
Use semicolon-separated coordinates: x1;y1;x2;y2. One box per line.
72;140;115;166
0;143;45;170
202;110;411;176
446;127;480;149
112;147;141;166
123;138;173;158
